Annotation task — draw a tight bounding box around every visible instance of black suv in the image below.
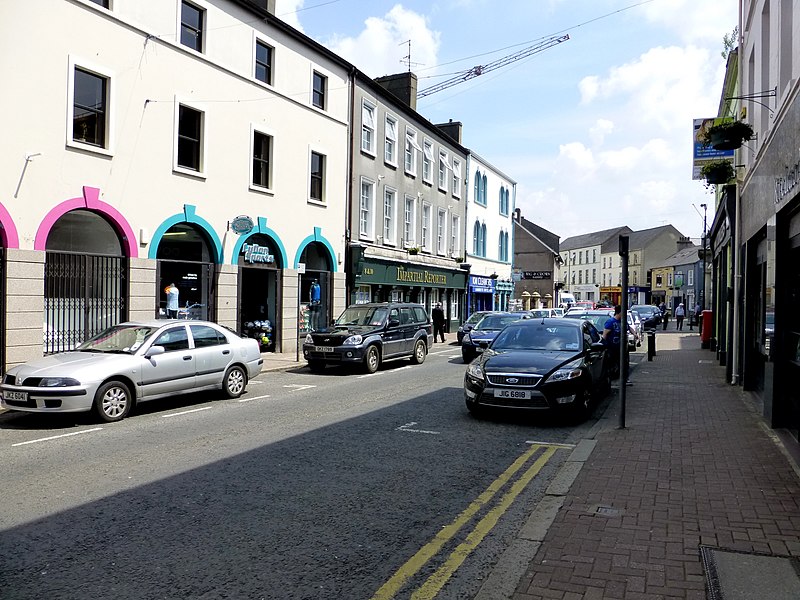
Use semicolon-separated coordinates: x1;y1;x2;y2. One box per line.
303;302;432;373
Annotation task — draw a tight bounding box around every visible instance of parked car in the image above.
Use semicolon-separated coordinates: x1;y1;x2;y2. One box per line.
464;317;610;420
529;308;562;319
630;305;662;329
457;311;492;344
563;309;638;351
303;302;431;373
573;300;595;311
462;312;526;363
0;320;263;423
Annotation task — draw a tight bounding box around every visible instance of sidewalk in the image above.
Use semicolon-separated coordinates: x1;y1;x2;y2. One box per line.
258;350;308;373
500;331;800;599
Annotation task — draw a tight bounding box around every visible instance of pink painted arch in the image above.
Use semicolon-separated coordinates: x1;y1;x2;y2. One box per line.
34;186;138;257
0;202;20;248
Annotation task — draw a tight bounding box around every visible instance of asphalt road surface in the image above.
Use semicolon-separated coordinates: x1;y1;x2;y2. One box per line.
0;344;618;599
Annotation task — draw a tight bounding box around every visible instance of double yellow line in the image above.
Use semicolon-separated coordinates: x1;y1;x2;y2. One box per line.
371;443;561;600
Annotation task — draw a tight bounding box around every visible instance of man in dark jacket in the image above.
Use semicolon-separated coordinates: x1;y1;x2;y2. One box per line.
432;302;446;343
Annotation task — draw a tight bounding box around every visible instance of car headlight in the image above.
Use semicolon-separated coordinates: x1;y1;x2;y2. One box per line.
546;359;583;383
343;335;363;346
466;362;485;380
39;377;81;387
463;333;472;344
304;333;314;344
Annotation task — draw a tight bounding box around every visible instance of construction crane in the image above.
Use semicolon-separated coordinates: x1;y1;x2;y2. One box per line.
417;34;570;98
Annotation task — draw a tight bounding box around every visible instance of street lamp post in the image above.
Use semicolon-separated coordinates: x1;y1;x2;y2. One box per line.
700;203;708;311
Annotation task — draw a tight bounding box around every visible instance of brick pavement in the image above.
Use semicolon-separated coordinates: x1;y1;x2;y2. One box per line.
512;331;800;599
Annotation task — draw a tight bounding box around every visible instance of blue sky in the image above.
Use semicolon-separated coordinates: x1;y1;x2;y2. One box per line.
275;0;738;242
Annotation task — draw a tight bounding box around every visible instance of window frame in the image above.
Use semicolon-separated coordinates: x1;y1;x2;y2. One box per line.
452;158;462;199
422;140;434;184
179;0;205;53
309;149;326;203
383;186;397;246
359;177;376;240
311;70;327;110
436;208;447;255
249;124;274;193
67;58;114;156
421;203;432;251
384;114;398;166
361;100;376;156
173;100;206;178
438;150;450;192
403;195;416;247
450;214;460;257
404;127;420;176
254;37;274;86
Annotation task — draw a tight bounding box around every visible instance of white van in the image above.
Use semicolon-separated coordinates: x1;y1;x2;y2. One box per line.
558;292;576;307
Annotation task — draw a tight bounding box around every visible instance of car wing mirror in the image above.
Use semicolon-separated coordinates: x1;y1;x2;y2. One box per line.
478;340;491;348
145;345;166;358
388;318;400;327
590;342;606;352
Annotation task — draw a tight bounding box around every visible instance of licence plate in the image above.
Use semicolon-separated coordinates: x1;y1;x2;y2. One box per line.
3;390;27;401
314;346;334;352
494;389;531;400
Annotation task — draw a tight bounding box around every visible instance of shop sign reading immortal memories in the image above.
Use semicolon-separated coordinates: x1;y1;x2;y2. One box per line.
242;243;274;264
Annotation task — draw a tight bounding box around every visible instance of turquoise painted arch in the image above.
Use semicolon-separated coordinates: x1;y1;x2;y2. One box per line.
293;227;338;272
148;205;224;263
229;217;288;267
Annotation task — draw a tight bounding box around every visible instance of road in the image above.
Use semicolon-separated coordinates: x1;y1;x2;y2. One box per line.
0;344;622;600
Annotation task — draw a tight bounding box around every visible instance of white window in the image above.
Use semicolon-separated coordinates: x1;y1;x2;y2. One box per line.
450;294;459;322
359;177;375;239
361;101;375;155
68;58;114;156
421;203;432;251
438;150;450;191
173;100;206;177
384;115;397;165
437;209;447;255
383;187;397;245
450;215;460;256
250;126;273;191
452;158;462;198
422;140;433;183
404;195;416;246
405;128;420;175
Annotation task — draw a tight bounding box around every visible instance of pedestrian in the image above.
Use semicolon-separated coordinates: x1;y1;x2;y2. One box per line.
432;302;446;343
602;304;622;379
675;303;686;330
164;282;179;318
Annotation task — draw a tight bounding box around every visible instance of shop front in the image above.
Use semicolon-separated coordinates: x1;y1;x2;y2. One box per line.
468;275;495;313
298;241;333;334
352;256;466;325
600;286;621;306
236;232;282;352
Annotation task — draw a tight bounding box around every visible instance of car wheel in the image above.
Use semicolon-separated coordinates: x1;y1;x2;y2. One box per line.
223;365;247;398
411;339;426;364
93;380;132;423
462;349;475;363
466;400;483;418
364;345;380;374
308;360;326;372
593;371;611;401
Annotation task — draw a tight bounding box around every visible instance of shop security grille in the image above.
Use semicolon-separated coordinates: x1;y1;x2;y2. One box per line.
44;252;127;354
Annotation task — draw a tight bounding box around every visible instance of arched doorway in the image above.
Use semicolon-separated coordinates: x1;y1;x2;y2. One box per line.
44;209;127;353
156;223;216;320
299;242;332;332
238;233;282;351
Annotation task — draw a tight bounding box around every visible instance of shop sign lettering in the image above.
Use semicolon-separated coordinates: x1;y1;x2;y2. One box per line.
397;267;448;285
775;152;800;205
363;267;374;275
522;271;552;279
231;215;255;234
242;243;274;264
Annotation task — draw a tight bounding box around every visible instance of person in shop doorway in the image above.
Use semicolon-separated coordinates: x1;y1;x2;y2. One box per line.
432;302;446;343
675;303;686;330
165;283;179;319
309;279;321;330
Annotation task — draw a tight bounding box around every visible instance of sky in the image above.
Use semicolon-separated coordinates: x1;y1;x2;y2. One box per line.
274;0;738;243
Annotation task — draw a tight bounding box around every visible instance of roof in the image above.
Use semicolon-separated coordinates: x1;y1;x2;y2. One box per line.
599;224;686;253
655;246;701;268
514;216;561;256
560;226;633;251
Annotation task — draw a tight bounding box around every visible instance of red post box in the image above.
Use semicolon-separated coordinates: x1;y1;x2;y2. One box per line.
700;310;713;349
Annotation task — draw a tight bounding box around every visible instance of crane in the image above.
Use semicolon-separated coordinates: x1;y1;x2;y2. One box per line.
417;34;570;98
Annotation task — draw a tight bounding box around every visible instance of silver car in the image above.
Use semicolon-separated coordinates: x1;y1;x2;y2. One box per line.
0;320;263;422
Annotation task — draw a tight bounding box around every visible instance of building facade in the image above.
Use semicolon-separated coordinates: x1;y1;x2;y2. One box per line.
512;211;561;309
560;227;632;305
1;0;352;364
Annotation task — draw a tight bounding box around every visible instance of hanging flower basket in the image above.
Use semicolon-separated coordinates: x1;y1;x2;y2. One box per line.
700;159;735;185
701;120;754;151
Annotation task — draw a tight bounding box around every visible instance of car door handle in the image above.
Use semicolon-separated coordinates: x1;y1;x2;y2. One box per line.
222;350;231;355
183;355;192;361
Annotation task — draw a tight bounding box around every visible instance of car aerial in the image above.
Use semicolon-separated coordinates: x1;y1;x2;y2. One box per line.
464;317;610;420
457;310;492;344
302;302;431;373
563;309;638;351
630;305;662;329
0;320;263;423
462;312;527;363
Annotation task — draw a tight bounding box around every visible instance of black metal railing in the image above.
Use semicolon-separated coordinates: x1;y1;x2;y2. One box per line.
44;252;127;354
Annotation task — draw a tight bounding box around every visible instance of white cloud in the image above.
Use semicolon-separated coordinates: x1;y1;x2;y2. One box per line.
589;119;614;145
275;0;305;32
321;5;440;78
641;0;738;46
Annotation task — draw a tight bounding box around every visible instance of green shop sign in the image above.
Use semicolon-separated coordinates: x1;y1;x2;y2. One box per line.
357;260;465;288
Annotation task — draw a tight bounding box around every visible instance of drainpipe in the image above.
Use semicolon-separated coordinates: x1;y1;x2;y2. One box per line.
730;2;743;385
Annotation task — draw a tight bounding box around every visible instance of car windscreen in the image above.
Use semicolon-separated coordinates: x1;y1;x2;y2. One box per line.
335;306;388;327
475;315;520;330
493;324;582;351
465;312;487;325
77;325;159;354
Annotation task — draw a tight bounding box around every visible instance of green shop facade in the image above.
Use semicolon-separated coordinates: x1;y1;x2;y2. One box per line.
349;252;468;330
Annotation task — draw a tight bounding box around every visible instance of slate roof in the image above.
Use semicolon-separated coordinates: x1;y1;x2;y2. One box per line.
656;246;701;268
516;217;560;255
560;226;633;251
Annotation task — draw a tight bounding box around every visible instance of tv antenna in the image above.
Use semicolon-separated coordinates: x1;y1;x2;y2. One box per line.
400;39;424;72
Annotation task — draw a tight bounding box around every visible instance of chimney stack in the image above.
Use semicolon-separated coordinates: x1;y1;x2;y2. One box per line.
374;72;418;111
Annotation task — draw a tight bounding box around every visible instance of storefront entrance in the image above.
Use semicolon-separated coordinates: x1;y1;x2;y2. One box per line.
156;223;216;320
237;234;282;351
298;242;332;334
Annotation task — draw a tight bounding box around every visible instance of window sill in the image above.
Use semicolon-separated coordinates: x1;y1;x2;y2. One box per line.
249;183;275;196
307;198;326;207
67;140;114;158
173;166;206;180
361;149;377;159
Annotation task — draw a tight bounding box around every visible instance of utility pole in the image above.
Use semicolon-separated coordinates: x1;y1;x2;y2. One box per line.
700;203;708;310
618;235;629;429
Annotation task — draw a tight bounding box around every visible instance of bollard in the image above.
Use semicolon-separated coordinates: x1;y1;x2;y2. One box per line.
647;330;656;360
